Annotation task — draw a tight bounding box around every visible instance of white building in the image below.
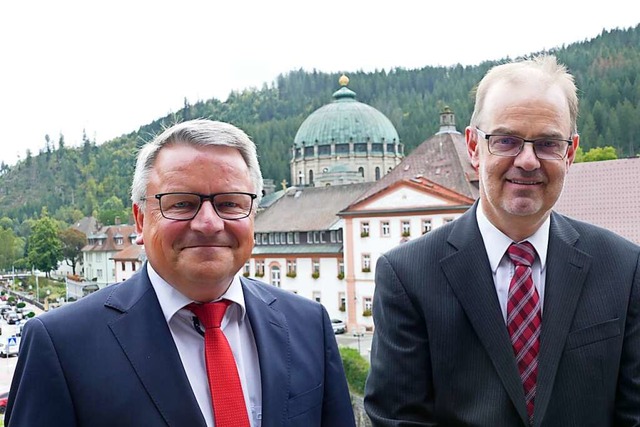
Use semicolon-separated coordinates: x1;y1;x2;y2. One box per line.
111;244;146;282
82;222;137;286
250;102;478;331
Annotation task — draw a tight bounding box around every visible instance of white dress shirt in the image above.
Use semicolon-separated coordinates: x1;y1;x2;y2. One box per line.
147;263;262;427
475;202;550;323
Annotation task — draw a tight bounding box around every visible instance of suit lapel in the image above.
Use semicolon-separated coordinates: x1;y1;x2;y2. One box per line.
106;270;206;427
242;278;290;427
532;213;591;426
440;206;529;424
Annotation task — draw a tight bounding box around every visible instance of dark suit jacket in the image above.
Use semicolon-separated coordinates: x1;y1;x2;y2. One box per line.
364;204;640;427
5;268;355;427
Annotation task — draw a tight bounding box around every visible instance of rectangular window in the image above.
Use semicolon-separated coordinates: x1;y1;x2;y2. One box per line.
330;231;336;243
307;232;313;244
402;221;411;236
363;297;373;311
312;259;320;274
362;254;371;271
313;232;319;243
361;222;370;237
294;232;300;244
312;291;321;303
422;219;432;234
244;262;250;274
286;259;297;275
268;233;274;244
121;262;126;271
381;221;390;237
256;261;265;276
338;259;344;275
338;292;346;311
287;232;293;244
132;262;136;271
254;233;260;245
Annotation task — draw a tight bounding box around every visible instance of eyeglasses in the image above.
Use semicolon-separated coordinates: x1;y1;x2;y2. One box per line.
476;128;572;160
153;192;257;221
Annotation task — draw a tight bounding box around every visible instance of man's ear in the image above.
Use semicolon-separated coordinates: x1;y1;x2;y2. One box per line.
566;133;580;166
133;203;145;245
466;126;480;170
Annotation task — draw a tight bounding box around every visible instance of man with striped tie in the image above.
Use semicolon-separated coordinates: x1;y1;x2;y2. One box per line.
365;55;640;426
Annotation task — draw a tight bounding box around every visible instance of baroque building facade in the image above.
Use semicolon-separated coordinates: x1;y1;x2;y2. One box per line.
251;76;478;331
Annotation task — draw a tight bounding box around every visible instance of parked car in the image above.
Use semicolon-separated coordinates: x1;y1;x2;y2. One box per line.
0;304;11;315
6;312;19;325
331;318;346;334
0;391;8;414
0;336;20;358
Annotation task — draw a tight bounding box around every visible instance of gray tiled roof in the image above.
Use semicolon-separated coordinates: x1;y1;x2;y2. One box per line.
254;183;373;232
555;157;640;244
354;131;479;204
81;224;136;253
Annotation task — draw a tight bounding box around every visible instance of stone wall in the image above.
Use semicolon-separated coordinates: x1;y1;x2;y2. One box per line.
352;393;372;427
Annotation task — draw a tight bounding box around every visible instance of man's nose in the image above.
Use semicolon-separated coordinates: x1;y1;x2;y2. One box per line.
190;200;225;230
514;142;541;170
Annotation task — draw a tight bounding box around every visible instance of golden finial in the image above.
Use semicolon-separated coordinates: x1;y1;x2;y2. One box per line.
280;179;288;191
339;74;349;87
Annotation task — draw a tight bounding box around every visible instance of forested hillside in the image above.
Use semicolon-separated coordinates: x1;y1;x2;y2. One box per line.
0;24;638;228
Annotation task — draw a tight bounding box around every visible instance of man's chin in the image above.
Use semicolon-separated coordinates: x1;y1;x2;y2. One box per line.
504;199;544;217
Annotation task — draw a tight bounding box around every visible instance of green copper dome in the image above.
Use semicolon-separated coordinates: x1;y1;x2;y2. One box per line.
293;77;400;149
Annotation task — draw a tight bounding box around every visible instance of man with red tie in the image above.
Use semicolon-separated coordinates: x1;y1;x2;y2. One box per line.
6;120;356;427
365;55;640;426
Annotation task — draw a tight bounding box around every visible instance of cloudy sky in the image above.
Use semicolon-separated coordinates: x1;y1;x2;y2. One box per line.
1;0;638;167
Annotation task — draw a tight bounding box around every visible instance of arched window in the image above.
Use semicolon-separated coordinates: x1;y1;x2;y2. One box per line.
358;167;364;177
308;169;314;185
375;167;381;180
270;266;281;287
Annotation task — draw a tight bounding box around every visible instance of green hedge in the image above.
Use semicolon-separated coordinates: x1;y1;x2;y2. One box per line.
339;347;370;396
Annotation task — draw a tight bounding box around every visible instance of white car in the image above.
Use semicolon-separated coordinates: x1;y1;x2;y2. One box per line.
0;336;20;358
331;318;346;334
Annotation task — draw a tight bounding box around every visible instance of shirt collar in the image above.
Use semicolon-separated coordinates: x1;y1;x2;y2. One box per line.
146;263;247;323
476;201;549;273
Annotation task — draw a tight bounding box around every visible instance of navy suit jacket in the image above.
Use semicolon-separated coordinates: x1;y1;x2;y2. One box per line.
365;204;640;426
5;268;355;427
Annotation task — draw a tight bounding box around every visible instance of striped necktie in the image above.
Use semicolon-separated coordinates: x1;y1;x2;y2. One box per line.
507;241;541;425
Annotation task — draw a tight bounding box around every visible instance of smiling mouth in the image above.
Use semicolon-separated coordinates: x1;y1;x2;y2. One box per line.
183;244;228;250
508;179;542;185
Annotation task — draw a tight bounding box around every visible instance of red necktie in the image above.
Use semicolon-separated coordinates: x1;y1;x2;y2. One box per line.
507;242;541;425
188;301;250;427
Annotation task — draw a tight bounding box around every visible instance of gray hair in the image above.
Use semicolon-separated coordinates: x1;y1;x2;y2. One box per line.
470;55;579;134
131;119;263;208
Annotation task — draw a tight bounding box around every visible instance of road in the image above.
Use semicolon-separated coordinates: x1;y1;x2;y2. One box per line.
0;300;43;393
335;331;373;362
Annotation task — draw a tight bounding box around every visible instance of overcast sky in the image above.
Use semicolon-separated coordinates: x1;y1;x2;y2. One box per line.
1;0;638;167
